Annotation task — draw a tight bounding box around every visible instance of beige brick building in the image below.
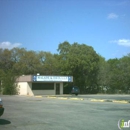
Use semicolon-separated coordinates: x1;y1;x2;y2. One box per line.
16;75;73;96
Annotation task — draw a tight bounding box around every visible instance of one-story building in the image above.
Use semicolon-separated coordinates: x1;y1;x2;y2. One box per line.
16;75;73;96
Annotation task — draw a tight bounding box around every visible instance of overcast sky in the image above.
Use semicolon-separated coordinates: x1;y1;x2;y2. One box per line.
0;0;130;60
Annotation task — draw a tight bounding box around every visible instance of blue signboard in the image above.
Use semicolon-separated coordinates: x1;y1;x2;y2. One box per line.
33;76;73;82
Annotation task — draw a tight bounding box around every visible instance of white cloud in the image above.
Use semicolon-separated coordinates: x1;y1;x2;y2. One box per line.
107;13;118;19
0;41;22;49
110;39;130;47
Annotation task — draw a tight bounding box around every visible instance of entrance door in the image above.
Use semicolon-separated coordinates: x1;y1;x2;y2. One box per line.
56;83;60;95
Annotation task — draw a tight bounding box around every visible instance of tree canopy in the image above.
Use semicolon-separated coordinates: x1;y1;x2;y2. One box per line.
0;41;130;94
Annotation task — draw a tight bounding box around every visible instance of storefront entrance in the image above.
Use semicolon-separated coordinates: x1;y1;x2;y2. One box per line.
56;83;60;95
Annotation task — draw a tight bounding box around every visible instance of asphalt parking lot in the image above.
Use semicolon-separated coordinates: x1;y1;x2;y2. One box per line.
0;95;130;130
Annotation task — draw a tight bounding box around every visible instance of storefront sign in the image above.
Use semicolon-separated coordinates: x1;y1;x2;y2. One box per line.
33;76;73;82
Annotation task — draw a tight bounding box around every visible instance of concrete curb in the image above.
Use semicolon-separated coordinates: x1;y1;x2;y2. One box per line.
35;96;42;98
90;99;105;102
69;98;84;100
46;96;84;101
33;95;130;104
90;98;130;104
112;100;129;104
47;96;57;99
58;97;68;100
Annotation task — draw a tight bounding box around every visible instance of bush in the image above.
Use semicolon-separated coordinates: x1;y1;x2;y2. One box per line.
1;70;19;95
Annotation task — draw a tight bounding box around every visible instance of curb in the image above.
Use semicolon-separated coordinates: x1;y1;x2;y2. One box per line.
69;98;84;100
90;99;105;102
35;96;42;98
46;96;84;101
34;96;130;104
58;97;68;100
47;96;57;99
112;100;129;104
90;99;130;104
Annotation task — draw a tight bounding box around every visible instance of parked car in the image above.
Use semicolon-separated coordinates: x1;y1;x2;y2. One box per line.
71;86;80;96
0;98;4;117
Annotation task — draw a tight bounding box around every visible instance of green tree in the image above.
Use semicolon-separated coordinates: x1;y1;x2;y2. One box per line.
57;41;71;75
13;50;40;75
106;58;123;93
1;70;19;95
0;49;14;71
119;54;130;93
37;51;60;75
11;48;27;75
57;41;100;93
0;69;4;94
97;55;109;93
